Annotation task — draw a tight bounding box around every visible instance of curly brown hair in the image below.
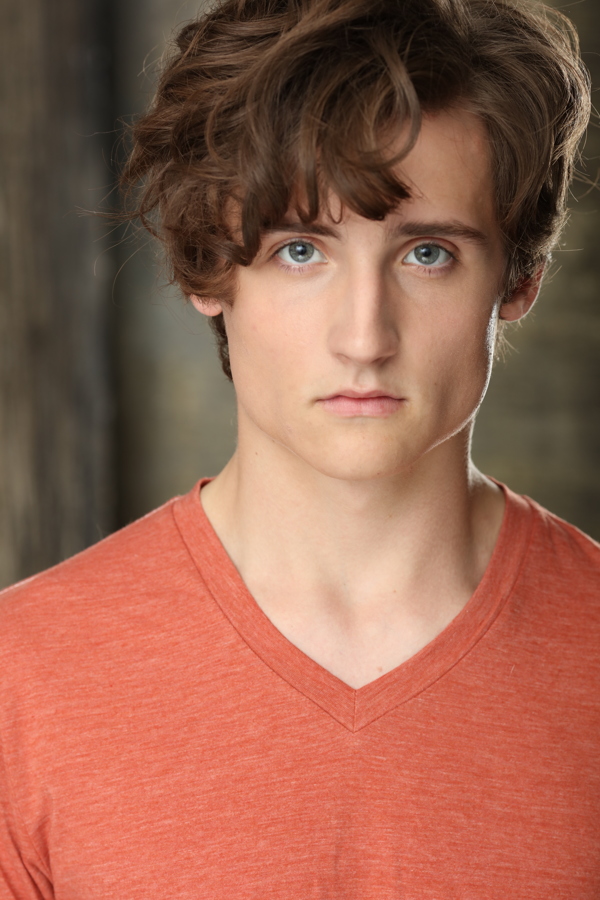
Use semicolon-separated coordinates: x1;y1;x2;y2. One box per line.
121;0;591;379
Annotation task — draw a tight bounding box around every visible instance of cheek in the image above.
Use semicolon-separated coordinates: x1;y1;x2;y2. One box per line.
228;293;319;374
227;317;269;399
418;305;497;405
224;302;308;427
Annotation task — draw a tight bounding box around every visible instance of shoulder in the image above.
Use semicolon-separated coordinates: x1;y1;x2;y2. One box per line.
1;496;178;612
515;489;600;590
501;486;600;660
0;492;202;675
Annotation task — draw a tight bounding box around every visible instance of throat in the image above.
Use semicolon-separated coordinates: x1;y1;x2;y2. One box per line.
199;463;506;690
246;585;473;689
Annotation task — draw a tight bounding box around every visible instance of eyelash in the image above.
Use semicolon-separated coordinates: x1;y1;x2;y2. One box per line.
405;244;457;277
271;239;457;275
272;240;324;275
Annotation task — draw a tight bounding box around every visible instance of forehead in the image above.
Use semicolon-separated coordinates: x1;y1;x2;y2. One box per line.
229;106;499;256
387;108;496;232
268;108;497;241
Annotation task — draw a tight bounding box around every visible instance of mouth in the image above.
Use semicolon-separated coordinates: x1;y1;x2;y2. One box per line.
317;388;406;418
323;389;404;400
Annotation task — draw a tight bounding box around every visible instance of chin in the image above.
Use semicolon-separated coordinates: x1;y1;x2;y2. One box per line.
293;440;421;483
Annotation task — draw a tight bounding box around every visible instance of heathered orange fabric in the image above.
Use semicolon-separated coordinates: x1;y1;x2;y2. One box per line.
0;480;599;899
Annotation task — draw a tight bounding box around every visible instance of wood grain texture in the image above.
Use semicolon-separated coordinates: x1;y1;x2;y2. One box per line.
0;0;115;587
473;0;600;538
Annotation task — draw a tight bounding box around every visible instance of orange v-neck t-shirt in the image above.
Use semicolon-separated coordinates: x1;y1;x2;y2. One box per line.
0;481;599;899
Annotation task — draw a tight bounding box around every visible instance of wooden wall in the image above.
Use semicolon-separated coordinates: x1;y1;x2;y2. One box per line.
113;0;236;527
0;0;116;588
472;0;600;530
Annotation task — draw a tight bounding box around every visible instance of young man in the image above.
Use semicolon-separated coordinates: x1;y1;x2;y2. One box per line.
1;0;598;896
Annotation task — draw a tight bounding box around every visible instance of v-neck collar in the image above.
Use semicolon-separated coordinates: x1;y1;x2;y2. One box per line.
173;480;533;732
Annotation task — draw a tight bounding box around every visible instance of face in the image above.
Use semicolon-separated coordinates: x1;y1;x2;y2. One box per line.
194;108;539;482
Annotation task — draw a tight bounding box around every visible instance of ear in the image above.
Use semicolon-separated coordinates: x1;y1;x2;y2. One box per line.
189;294;223;317
498;266;545;323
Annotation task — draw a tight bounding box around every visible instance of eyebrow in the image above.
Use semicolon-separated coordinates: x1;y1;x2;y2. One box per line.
263;219;489;245
388;220;489;246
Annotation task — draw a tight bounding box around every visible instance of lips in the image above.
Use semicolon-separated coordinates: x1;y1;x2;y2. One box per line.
322;388;403;401
318;389;405;418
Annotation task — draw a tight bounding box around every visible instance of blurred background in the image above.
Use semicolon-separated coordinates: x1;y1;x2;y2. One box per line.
0;0;598;590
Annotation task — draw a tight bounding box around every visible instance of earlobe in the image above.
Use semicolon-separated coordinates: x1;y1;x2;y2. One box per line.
189;294;223;317
498;266;545;323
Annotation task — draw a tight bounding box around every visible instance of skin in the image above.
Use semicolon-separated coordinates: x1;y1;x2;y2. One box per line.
191;108;541;689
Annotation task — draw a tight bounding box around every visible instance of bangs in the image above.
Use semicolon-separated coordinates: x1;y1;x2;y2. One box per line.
206;3;467;261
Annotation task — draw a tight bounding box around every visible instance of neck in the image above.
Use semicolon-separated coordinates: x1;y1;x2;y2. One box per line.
200;420;504;621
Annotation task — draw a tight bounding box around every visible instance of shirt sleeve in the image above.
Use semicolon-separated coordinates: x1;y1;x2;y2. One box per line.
0;739;53;900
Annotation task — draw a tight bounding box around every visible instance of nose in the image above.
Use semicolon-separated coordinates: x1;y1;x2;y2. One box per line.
327;265;399;367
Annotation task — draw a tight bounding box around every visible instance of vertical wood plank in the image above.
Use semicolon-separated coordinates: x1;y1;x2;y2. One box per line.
472;0;600;538
114;0;236;525
0;0;115;587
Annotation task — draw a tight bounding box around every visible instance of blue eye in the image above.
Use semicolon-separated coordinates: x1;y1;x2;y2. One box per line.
277;241;325;265
403;244;452;267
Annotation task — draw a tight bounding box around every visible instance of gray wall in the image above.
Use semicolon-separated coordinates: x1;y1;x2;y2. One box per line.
472;0;600;533
472;206;600;531
114;0;236;525
0;0;115;588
